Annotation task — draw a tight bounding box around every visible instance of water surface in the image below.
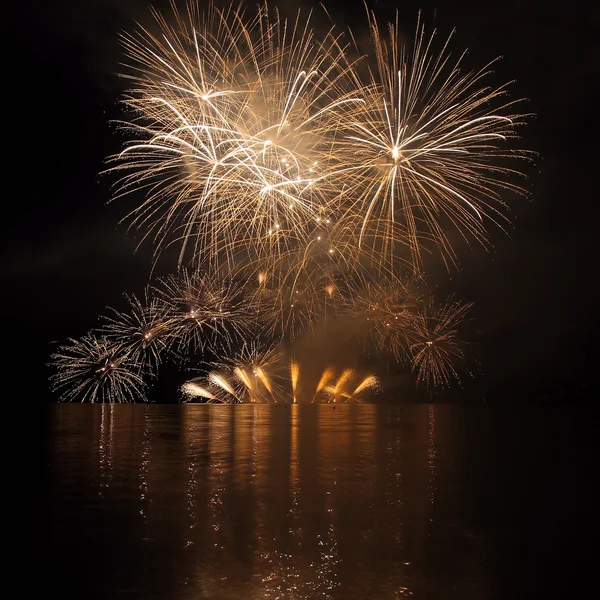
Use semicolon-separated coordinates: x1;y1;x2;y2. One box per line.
43;404;583;599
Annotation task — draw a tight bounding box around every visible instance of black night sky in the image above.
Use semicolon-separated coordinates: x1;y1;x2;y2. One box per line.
7;0;598;403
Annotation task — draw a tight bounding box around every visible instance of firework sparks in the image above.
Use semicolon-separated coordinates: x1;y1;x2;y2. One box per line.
233;366;254;393
335;12;532;269
325;368;356;402
99;290;172;375
154;269;248;355
342;278;421;361
290;361;299;402
312;367;336;402
348;375;380;400
181;380;216;401
321;369;379;403
50;1;530;401
182;344;379;404
256;368;275;400
109;1;530;275
410;297;473;388
49;335;147;403
109;1;364;269
218;342;284;402
208;371;241;402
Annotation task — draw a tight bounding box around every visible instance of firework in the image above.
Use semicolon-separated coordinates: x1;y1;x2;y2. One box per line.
348;375;380;400
210;342;284;402
321;371;380;403
246;260;336;343
181;380;216;401
334;12;531;270
324;368;356;402
312;366;336;402
208;371;241;402
109;1;529;276
50;1;530;401
99;290;172;374
341;278;421;361
410;297;473;388
49;334;147;403
290;360;299;402
243;234;407;344
109;1;363;269
182;344;379;404
154;269;249;355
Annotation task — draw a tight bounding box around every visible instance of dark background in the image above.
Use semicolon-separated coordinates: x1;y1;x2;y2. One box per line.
6;0;598;403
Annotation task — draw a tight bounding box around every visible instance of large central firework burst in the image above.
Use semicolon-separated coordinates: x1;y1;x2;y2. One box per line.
50;1;531;403
110;1;363;268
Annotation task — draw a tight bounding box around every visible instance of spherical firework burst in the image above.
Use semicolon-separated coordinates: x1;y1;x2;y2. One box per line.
108;1;363;269
99;290;172;375
334;12;531;270
49;334;147;403
410;296;473;388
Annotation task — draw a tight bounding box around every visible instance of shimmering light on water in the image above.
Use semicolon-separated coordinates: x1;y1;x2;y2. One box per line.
44;404;582;600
